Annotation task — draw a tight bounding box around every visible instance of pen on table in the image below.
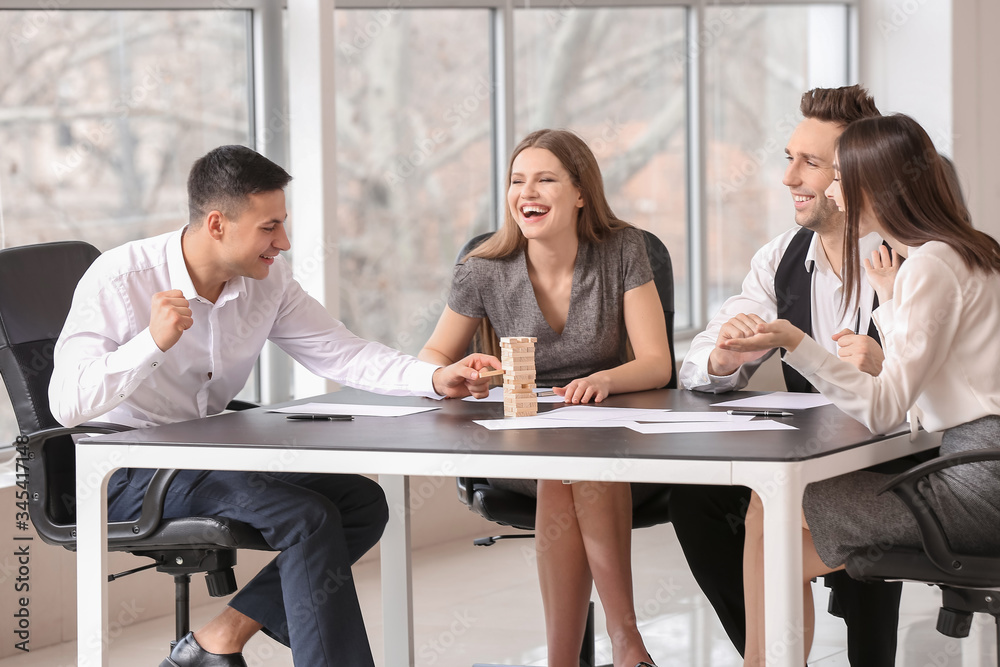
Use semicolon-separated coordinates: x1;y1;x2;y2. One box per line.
727;409;794;418
536;390;557;397
285;414;354;421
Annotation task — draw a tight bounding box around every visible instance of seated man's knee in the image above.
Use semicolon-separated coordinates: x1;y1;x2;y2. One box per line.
352;475;390;531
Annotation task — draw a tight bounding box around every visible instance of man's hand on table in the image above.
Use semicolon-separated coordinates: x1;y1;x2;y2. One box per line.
432;353;504;399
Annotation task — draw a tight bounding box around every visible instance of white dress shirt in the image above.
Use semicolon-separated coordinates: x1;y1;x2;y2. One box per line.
784;241;1000;434
49;228;442;428
680;227;883;393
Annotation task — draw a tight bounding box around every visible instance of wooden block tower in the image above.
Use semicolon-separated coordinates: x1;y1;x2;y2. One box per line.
500;336;537;417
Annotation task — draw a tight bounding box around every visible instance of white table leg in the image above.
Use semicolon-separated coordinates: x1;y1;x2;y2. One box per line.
758;469;806;667
379;474;414;667
76;444;114;667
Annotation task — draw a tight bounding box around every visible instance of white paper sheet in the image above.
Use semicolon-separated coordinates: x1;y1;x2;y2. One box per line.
473;417;628;431
539;406;754;423
628;411;756;423
538;406;672;421
462;386;567;403
710;392;832;410
625;420;798;434
269;402;440;417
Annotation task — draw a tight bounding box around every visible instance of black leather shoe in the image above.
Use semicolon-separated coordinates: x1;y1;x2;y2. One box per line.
159;632;247;667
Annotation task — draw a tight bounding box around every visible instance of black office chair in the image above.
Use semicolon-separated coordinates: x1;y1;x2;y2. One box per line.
453;229;677;667
0;241;273;648
843;448;1000;665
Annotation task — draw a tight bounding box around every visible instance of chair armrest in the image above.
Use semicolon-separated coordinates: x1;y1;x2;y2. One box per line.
877;447;1000;495
225;400;259;412
456;476;490;507
19;424;181;547
18;424;133;546
876;447;1000;577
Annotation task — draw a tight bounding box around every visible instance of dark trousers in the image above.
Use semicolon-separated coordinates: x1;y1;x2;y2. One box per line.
668;484;900;666
108;469;389;667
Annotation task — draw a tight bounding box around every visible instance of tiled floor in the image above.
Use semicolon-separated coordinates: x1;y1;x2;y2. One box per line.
4;524;996;667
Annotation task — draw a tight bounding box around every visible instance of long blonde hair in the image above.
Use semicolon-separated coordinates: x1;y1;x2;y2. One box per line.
467;129;630;261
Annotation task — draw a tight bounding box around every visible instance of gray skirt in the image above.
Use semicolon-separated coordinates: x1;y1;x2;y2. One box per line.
803;414;1000;568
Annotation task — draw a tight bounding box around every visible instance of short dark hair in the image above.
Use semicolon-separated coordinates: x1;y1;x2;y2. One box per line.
187;145;292;227
800;85;881;127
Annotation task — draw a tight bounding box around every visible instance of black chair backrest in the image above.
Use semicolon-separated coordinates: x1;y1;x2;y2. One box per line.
455;229;677;388
0;241;102;524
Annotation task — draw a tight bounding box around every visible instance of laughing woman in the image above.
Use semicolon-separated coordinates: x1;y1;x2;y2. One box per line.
721;114;1000;666
419;129;672;667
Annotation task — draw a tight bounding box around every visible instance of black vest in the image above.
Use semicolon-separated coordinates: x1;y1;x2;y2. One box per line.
773;228;883;393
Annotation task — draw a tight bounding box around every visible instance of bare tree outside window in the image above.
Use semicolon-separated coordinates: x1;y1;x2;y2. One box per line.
514;7;689;326
0;10;252;446
704;5;849;316
334;9;493;355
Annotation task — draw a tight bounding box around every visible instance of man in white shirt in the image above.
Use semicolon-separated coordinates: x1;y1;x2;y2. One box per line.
674;86;904;667
49;145;501;667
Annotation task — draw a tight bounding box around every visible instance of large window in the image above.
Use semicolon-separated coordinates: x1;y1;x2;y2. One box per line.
0;8;253;446
333;9;493;354
0;1;855;444
332;1;853;356
704;4;850;317
514;7;689;325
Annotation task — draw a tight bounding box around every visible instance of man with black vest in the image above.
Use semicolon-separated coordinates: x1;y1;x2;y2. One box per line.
676;85;901;665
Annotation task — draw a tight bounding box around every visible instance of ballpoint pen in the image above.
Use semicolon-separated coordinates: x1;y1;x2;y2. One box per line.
727;409;794;418
285;414;354;421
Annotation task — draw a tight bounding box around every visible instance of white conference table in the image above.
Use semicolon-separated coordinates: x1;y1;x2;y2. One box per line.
75;388;940;666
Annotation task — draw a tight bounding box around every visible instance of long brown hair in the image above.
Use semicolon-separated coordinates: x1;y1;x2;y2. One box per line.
840;114;1000;308
467;129;630;260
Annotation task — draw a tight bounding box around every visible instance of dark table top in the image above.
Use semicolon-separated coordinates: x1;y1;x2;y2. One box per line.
84;388;902;463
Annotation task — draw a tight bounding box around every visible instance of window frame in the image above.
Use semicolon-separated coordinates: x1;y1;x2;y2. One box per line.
0;0;857;407
333;0;858;340
0;0;285;405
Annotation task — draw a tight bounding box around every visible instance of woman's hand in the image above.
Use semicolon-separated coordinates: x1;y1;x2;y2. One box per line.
717;319;805;354
553;373;612;404
864;245;899;304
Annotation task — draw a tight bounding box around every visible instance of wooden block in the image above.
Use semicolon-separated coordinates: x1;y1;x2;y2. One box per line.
500;336;537;345
503;396;537;406
503;371;536;382
477;368;505;378
502;381;536;391
504;406;538;418
501;362;536;372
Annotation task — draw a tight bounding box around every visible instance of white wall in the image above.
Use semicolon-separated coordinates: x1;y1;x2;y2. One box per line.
860;0;1000;240
859;0;953;150
951;0;1000;239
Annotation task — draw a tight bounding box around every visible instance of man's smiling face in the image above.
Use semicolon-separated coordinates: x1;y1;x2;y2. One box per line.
782;117;845;233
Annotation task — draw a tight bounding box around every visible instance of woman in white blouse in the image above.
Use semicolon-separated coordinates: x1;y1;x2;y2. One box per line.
719;113;1000;666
